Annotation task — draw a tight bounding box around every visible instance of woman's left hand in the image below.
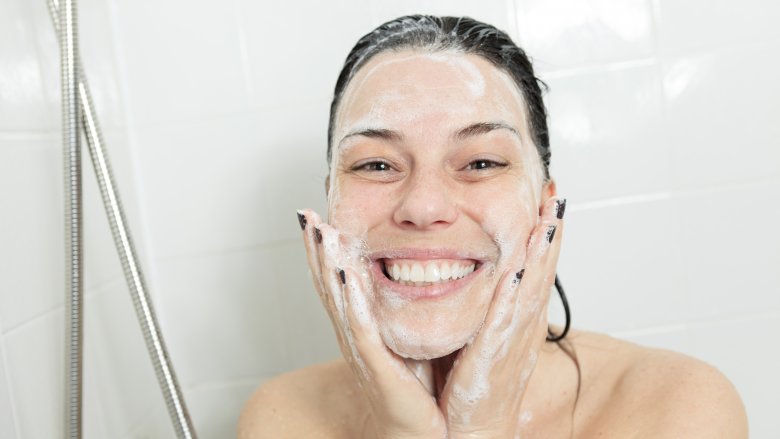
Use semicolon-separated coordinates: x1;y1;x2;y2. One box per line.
437;197;566;438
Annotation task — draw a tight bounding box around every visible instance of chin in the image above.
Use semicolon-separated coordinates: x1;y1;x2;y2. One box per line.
368;256;498;360
374;301;486;360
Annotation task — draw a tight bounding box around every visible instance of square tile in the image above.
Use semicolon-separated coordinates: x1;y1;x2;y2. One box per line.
0;337;19;439
110;0;250;125
85;279;168;437
546;62;671;202
514;0;655;71
240;0;372;108
556;197;688;333
134;106;328;258
3;310;105;437
655;0;780;55
688;313;780;438
24;0;127;132
610;324;694;355
0;138;64;331
4;310;64;438
369;0;513;34
674;181;780;321
0;0;54;132
151;245;292;386
272;241;341;370
187;381;261;439
662;43;780;190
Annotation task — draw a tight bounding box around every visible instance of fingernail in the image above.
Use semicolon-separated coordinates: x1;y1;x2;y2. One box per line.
297;212;307;230
555;199;567;219
546;225;557;243
514;269;525;284
314;227;323;244
338;269;346;284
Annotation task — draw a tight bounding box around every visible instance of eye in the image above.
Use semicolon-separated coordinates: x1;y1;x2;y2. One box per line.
352;160;394;172
465;159;507;171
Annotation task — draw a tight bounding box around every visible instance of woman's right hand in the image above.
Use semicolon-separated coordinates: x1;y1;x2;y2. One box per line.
298;209;447;439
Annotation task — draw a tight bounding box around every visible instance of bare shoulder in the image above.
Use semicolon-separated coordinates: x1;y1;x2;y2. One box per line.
238;359;363;439
572;331;748;438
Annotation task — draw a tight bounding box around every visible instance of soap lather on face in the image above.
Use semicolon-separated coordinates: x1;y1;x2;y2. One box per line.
326;49;550;360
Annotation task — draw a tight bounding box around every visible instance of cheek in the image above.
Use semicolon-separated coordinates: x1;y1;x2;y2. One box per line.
328;180;394;236
466;179;538;260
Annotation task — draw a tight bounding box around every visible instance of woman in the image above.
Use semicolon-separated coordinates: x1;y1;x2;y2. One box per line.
239;16;747;438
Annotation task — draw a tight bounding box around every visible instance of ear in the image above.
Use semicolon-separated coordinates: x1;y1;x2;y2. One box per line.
539;178;557;215
324;175;330;196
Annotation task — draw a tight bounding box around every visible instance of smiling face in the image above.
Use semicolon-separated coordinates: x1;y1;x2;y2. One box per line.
328;50;552;360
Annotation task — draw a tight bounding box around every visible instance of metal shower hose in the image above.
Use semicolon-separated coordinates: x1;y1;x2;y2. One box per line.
51;0;197;437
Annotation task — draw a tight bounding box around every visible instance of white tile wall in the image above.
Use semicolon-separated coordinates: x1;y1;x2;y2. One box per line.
0;136;64;332
84;279;168;437
152;246;291;386
109;0;251;126
240;0;373;107
663;42;780;190
546;62;671;202
2;0;779;437
370;0;513;33
0;0;54;133
0;323;20;439
654;0;780;55
515;0;655;70
558;197;689;332
688;313;780;436
187;381;261;439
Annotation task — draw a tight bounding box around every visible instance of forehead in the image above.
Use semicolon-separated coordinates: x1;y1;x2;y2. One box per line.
334;50;530;142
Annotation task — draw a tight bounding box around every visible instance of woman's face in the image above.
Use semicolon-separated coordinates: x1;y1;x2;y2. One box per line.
328;50;551;360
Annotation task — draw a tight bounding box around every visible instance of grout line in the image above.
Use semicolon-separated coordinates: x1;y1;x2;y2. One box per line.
0;131;60;141
104;0;164;309
2;305;64;338
569;175;780;212
569;191;673;212
234;0;255;105
2;277;121;337
541;57;658;80
186;376;270;393
0;321;23;438
158;237;301;262
505;0;521;45
609;309;780;339
609;322;689;339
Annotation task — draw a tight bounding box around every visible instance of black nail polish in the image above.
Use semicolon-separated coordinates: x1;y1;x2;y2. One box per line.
515;269;525;283
297;212;307;230
546;225;557;243
556;199;567;219
314;227;323;244
338;269;346;284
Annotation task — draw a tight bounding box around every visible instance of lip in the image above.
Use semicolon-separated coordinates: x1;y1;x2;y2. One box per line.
369;248;488;300
368;247;489;261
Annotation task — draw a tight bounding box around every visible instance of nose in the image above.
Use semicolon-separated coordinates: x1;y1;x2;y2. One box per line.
392;170;458;231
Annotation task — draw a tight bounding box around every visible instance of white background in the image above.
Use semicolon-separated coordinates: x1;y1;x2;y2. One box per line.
1;0;779;437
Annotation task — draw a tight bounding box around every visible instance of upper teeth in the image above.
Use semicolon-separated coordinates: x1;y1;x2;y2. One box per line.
384;260;476;284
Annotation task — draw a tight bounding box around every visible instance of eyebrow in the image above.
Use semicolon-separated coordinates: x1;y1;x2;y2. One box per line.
453;121;520;141
338;121;520;148
339;128;403;147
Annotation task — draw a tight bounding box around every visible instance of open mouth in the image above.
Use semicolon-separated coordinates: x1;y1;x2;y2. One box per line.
380;259;480;287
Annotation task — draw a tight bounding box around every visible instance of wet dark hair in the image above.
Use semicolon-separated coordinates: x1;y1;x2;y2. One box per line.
326;15;551;179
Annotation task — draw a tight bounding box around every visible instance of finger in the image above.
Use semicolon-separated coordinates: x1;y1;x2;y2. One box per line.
341;267;432;391
315;223;348;321
525;197;564;267
298;210;357;357
298;209;327;299
481;268;525;336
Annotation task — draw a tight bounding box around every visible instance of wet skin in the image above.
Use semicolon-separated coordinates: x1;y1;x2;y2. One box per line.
239;50;748;439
